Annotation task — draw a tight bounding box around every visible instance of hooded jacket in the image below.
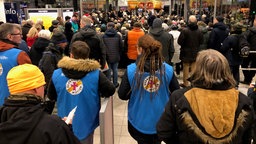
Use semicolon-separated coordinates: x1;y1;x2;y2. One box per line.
0;94;80;144
71;26;106;69
208;22;229;51
149;26;174;65
157;83;256;144
30;37;51;66
102;28;123;63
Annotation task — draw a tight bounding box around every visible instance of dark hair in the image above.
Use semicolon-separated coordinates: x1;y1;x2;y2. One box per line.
70;41;90;59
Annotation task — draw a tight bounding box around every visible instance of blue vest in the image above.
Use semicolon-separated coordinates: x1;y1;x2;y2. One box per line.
52;68;100;140
127;63;173;134
0;48;21;105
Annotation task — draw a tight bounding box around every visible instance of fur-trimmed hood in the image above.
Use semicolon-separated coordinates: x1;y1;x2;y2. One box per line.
57;56;101;79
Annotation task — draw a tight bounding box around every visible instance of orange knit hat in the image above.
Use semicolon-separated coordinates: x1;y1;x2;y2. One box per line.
7;64;45;94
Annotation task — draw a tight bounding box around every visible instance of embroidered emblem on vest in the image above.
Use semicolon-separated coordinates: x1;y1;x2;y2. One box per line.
0;63;2;76
66;79;83;95
143;76;160;92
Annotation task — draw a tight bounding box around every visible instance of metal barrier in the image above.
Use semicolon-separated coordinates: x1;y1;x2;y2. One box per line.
99;96;114;144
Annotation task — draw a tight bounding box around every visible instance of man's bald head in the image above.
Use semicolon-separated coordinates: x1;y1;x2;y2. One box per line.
189;15;197;24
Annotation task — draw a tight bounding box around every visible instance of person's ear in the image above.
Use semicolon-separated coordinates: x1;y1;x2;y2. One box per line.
70;53;74;58
137;46;143;55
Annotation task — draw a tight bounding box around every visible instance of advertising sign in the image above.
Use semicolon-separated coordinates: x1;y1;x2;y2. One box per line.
27;9;59;30
62;8;74;20
4;3;20;23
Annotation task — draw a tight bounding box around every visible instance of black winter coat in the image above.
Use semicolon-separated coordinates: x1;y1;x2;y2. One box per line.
157;85;256;144
208;22;229;51
149;27;175;65
102;28;123;63
30;37;51;66
178;23;204;63
71;26;106;69
0;94;80;144
22;24;32;42
220;31;243;66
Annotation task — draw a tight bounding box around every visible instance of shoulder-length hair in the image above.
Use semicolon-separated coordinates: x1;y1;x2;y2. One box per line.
190;49;236;88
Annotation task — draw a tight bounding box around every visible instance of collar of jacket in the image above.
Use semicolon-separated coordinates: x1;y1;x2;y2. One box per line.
58;56;101;72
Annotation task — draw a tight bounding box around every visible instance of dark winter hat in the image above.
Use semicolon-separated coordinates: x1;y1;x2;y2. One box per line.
51;32;67;44
215;16;224;22
52;20;59;25
147;15;156;27
65;16;71;21
152;18;163;28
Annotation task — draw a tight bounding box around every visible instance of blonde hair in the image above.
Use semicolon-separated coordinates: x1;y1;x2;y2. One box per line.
27;27;38;38
190;49;236;88
34;23;42;32
38;30;51;40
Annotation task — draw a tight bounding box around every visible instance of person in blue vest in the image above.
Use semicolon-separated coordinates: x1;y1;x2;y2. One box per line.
47;40;115;144
0;64;80;144
118;34;180;144
0;23;31;106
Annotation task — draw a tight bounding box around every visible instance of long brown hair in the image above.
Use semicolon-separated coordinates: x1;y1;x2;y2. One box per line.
190;49;236;88
133;34;165;97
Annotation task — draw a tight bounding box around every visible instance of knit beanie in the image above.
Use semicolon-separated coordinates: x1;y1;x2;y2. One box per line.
52;20;59;25
51;32;67;44
152;18;163;29
7;64;46;94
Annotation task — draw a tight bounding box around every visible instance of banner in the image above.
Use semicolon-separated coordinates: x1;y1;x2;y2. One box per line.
4;3;20;24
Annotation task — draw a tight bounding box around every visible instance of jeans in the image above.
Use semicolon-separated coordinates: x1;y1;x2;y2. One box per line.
106;62;119;86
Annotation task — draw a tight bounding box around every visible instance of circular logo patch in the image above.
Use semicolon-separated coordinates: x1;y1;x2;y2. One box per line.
66;79;83;95
143;76;160;92
0;63;3;76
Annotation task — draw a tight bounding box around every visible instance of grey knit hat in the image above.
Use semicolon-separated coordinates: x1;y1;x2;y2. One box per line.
152;18;163;29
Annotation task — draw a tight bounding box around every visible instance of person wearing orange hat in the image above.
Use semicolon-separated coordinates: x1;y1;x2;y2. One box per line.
0;64;80;144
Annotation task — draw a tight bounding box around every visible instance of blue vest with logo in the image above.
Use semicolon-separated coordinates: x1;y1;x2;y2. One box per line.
52;68;100;140
0;48;21;105
127;63;173;134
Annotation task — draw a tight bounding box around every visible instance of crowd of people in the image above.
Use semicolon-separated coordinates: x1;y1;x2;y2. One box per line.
0;7;256;144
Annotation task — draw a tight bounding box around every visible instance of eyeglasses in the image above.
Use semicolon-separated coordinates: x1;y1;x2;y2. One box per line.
11;33;22;36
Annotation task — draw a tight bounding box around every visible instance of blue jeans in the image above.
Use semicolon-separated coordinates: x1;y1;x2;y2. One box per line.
106;62;119;86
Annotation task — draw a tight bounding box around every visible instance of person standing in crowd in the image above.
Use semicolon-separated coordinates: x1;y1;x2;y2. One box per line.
178;15;204;87
26;27;38;48
0;23;31;106
124;22;145;65
39;31;67;89
240;17;256;85
0;64;80;144
102;22;123;88
197;21;209;50
71;14;79;33
71;16;106;69
49;20;59;33
208;16;229;51
47;41;115;144
149;18;174;66
22;19;34;42
169;24;181;77
64;21;74;56
30;30;51;66
157;49;256;143
118;34;180;144
220;23;243;87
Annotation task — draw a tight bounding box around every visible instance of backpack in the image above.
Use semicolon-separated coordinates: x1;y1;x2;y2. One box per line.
38;51;56;73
